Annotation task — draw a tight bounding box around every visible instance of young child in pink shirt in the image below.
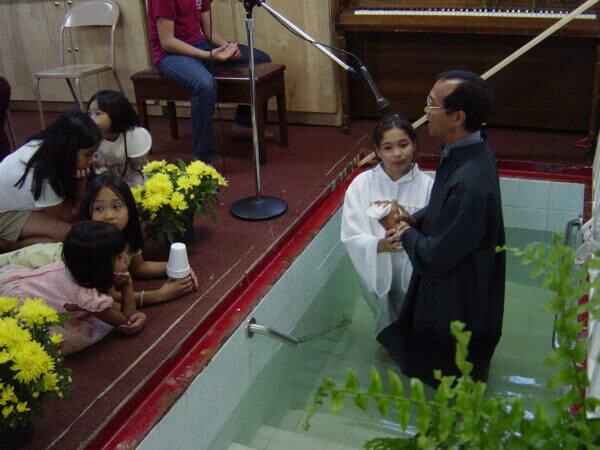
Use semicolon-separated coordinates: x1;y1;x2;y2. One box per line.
0;220;146;354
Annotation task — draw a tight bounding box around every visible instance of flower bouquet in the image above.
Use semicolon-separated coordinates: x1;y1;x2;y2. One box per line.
131;159;228;244
0;297;72;446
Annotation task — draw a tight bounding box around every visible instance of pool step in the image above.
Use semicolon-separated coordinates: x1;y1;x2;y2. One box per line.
248;425;360;450
228;444;257;450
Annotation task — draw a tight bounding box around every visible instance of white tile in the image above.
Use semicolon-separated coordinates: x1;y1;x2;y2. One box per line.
503;206;548;230
549;182;584;213
546;210;581;233
501;178;550;209
136;425;163;450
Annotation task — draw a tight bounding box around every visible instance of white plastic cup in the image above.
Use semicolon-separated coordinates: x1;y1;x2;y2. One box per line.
166;242;191;279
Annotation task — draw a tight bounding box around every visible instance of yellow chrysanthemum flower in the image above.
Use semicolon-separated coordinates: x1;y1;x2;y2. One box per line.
2;405;14;418
16;298;59;327
176;175;194;191
0;297;18;315
169;192;188;212
165;163;179;172
131;186;143;204
50;333;63;345
42;372;59;391
0;350;11;365
145;173;174;198
11;341;55;384
142;160;167;174
16;402;29;413
0;317;32;348
142;193;165;213
0;385;17;406
186;160;209;177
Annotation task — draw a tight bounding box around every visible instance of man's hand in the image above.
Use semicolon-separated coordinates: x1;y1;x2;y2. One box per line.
118;312;147;334
397;203;417;228
211;42;239;62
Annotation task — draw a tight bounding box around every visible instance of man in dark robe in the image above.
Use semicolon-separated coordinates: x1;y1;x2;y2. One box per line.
378;70;505;387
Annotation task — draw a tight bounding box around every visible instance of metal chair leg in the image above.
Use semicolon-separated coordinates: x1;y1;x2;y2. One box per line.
74;78;84;111
34;78;45;129
112;69;125;94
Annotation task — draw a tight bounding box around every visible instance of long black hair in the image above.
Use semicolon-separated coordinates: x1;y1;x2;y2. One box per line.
80;175;143;253
62;220;125;293
88;90;139;176
15;110;102;204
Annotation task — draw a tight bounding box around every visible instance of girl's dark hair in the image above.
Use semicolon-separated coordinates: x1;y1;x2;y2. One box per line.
80;175;143;253
88;90;138;134
63;220;125;293
15;110;102;203
372;113;417;148
88;90;139;176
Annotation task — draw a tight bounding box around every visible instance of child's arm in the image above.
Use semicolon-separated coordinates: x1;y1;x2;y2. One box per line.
93;272;137;326
129;252;167;279
110;274;197;306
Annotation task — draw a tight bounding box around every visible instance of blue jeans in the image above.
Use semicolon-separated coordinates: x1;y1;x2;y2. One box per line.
156;40;271;162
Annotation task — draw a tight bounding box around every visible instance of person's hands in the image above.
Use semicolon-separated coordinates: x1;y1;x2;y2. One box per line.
397;203;417;228
190;269;198;290
74;167;91;179
211;43;239;62
377;227;403;253
158;275;196;301
113;271;132;288
379;199;401;231
117;311;147;334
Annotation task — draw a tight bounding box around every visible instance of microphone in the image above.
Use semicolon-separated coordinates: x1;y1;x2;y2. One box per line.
358;64;391;115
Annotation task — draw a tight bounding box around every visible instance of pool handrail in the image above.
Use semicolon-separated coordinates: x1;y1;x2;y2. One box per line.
553;216;584;350
245;317;298;347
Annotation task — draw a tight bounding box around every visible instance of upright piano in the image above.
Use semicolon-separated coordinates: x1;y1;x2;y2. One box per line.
332;0;600;140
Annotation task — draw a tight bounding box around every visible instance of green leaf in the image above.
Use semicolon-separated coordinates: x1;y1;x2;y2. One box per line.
330;391;345;415
396;400;411;431
388;369;404;397
368;367;383;394
353;394;369;411
376;397;391;416
345;370;360;392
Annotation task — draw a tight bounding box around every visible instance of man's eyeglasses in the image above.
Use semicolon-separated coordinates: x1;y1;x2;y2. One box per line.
425;95;445;111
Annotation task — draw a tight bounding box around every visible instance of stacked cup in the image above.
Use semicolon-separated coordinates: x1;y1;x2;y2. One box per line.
166;242;191;279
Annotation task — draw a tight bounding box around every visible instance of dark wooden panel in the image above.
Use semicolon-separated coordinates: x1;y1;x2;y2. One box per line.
348;32;595;131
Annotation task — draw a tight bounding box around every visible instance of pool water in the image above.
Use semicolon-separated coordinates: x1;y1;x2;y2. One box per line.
209;227;564;450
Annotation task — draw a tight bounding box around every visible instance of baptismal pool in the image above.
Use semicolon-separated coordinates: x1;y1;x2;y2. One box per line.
204;228;560;450
136;176;585;450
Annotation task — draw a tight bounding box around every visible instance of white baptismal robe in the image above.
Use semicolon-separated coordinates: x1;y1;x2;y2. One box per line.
341;163;433;335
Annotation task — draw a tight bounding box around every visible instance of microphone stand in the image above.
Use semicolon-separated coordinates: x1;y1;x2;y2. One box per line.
230;0;288;220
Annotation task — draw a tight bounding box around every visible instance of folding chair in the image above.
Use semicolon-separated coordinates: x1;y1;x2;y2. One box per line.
34;0;123;128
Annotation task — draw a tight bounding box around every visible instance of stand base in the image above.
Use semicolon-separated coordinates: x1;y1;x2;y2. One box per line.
230;196;287;221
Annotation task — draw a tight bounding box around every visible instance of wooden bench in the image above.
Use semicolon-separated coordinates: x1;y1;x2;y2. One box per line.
131;63;288;165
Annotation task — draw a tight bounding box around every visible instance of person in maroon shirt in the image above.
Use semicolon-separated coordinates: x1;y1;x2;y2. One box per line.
147;0;272;163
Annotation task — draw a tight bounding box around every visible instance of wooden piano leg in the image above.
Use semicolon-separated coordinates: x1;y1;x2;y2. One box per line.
336;32;351;135
587;44;600;155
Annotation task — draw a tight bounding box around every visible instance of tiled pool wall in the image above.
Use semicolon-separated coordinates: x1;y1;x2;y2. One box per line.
137;176;585;450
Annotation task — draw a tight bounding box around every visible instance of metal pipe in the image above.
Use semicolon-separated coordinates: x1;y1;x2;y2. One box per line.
245;317;298;346
552;216;583;350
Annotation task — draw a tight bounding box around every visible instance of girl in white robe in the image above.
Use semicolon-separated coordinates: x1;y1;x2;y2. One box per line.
341;114;433;336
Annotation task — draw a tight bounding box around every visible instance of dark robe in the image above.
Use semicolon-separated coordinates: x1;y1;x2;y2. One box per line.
378;139;505;387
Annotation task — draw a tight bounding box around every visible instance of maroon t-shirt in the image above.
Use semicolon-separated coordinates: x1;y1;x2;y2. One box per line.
147;0;212;66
